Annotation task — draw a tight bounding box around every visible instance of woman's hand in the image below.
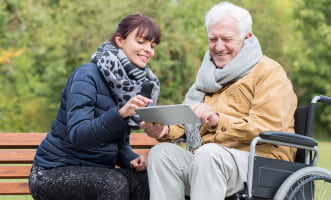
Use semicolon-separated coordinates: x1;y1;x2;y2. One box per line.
191;103;219;127
140;122;169;139
130;155;147;171
119;95;153;118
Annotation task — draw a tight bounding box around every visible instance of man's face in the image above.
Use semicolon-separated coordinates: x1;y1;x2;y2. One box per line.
207;16;245;68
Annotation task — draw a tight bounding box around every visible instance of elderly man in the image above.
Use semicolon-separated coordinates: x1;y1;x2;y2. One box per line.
141;1;297;200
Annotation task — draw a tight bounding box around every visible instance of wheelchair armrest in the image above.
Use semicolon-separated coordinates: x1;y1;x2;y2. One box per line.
260;131;317;148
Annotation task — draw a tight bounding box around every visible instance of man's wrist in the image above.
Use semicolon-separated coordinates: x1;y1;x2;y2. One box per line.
212;112;219;127
162;125;170;137
158;125;170;139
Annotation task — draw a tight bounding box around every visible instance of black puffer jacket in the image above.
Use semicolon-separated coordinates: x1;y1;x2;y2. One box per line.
33;62;138;169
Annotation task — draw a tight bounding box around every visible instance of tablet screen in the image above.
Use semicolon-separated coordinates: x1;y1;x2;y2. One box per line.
135;104;201;125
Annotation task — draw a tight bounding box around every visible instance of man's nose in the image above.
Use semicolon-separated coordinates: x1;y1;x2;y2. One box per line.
215;39;225;51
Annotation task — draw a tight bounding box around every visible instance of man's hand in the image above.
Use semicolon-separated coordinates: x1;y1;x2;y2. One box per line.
191;103;219;127
140;122;169;139
130;155;147;171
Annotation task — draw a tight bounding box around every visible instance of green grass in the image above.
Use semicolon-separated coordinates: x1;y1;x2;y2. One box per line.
1;140;330;200
314;139;331;199
0;196;32;200
316;139;331;170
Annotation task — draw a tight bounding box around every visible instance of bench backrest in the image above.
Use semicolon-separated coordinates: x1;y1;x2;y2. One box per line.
0;132;158;195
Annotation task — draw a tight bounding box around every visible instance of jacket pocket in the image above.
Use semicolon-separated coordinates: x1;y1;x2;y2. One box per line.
238;86;252;106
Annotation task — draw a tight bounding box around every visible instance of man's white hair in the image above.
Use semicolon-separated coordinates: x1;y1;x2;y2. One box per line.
205;1;252;39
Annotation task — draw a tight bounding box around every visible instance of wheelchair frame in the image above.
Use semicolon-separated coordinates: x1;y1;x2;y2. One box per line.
244;95;331;199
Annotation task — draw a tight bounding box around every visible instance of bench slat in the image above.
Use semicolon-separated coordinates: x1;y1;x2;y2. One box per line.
0;149;151;164
132;149;151;156
130;133;158;148
0;151;36;164
0;133;46;149
0;182;29;195
0;133;157;148
0;166;31;179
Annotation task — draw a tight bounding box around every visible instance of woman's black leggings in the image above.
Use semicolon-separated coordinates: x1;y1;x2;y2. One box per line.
29;165;149;200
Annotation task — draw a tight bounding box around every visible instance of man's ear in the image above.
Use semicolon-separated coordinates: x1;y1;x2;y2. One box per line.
115;36;123;48
245;32;253;39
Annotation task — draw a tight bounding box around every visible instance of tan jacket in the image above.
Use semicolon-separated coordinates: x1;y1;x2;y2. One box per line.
161;56;297;161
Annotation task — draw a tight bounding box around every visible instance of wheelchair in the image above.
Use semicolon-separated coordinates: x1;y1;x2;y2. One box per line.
226;95;331;200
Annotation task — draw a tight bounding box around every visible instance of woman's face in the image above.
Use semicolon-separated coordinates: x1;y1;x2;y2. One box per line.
116;28;156;68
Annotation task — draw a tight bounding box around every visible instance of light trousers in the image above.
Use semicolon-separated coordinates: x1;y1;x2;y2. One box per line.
147;142;249;200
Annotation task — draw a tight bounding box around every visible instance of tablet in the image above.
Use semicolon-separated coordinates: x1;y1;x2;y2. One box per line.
135;104;201;125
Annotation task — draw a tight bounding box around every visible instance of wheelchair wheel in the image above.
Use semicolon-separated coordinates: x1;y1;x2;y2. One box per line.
273;166;331;200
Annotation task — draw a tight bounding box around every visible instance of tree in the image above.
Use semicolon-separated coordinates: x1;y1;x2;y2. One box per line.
287;0;331;135
0;0;329;135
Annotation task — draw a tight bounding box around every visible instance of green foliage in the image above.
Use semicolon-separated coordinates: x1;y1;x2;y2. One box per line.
287;0;331;134
149;0;213;104
0;0;330;136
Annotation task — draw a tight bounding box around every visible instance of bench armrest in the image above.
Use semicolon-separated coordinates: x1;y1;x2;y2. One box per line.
260;131;317;148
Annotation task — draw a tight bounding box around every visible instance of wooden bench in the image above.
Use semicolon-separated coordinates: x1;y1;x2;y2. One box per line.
0;132;158;195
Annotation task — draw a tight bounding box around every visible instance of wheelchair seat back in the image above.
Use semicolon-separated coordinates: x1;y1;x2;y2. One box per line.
251;104;315;199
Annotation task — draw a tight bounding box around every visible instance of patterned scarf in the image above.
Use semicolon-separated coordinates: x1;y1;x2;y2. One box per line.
91;41;160;129
184;35;263;152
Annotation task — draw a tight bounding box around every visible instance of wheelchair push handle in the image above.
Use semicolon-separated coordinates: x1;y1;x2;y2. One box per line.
312;95;331;104
319;95;331;104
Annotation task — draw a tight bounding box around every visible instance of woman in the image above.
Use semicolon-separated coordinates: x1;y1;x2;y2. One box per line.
29;14;161;200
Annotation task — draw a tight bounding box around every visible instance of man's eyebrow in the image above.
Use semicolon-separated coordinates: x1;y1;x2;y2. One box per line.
207;34;235;38
223;34;234;38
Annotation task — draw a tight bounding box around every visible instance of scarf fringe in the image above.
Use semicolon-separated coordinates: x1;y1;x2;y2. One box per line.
185;124;203;152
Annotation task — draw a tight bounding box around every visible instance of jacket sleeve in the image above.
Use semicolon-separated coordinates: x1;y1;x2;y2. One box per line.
65;67;131;149
116;134;139;168
215;64;297;144
158;124;185;142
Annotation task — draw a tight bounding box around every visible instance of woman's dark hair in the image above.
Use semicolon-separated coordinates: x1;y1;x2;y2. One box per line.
110;14;161;47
